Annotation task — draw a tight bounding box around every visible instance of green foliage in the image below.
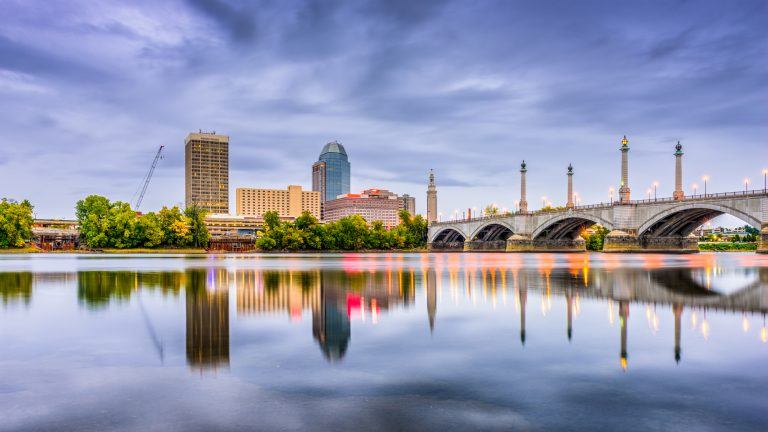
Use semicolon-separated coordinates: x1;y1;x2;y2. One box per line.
698;242;757;251
581;225;610;251
539;205;567;213
0;199;34;248
75;195;210;249
254;209;428;251
484;204;500;216
184;205;210;248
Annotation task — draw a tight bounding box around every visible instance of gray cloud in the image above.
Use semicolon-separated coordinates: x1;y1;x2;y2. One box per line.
0;0;766;217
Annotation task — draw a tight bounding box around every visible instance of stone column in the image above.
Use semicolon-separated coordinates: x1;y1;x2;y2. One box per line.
619;136;631;203
566;163;574;209
519;160;528;213
673;141;684;200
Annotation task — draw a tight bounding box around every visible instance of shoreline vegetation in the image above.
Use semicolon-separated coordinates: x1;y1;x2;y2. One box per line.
0;196;761;254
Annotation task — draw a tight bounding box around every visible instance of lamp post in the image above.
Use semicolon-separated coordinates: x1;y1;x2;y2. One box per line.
646;188;652;200
652;181;659;200
514;200;520;213
692;183;698;196
609;187;615;203
744;178;750;193
763;169;767;192
702;175;709;196
541;196;547;208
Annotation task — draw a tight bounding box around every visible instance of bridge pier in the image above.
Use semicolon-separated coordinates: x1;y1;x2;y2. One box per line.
465;240;507;251
603;230;698;253
506;235;586;252
428;241;465;252
759;224;768;254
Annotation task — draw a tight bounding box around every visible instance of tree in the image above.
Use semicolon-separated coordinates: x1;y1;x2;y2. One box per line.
184;205;210;248
76;195;113;248
581;225;610;251
136;213;164;247
0;199;34;248
329;215;369;250
108;201;139;248
158;206;189;246
484;204;499;216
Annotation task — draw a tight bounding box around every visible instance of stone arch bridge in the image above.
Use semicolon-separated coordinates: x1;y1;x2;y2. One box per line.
428;191;768;253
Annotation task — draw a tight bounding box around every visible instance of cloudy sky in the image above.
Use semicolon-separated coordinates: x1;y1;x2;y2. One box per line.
1;0;766;220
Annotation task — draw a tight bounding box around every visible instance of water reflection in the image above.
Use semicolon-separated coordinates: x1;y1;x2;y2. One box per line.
186;270;229;370
0;272;32;306
10;255;768;370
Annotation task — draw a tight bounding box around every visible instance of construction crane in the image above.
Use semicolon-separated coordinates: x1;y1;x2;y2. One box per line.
133;145;164;211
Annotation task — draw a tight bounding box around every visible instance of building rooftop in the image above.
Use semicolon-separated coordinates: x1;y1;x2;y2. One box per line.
320;141;347;157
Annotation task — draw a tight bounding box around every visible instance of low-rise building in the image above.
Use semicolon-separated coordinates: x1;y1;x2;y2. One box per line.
236;185;321;221
204;214;262;237
323;189;403;229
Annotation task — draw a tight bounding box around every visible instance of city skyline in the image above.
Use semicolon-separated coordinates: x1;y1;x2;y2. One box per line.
0;1;766;222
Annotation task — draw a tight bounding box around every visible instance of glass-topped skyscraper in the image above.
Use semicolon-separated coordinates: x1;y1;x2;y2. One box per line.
312;141;350;203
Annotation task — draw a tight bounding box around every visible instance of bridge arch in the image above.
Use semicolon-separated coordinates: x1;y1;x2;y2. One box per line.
637;203;761;238
429;227;467;244
469;221;515;242
531;213;614;240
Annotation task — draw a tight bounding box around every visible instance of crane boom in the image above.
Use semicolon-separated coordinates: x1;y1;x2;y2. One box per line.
134;145;164;210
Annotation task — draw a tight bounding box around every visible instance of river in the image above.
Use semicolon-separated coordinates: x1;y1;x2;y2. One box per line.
1;252;767;431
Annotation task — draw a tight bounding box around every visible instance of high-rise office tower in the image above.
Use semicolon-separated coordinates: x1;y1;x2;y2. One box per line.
312;141;350;203
185;131;229;214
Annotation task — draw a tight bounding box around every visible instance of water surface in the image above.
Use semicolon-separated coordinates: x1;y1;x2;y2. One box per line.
1;253;767;431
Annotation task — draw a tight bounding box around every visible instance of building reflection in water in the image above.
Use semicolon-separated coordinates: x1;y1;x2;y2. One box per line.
185;269;230;370
67;258;768;369
236;268;416;362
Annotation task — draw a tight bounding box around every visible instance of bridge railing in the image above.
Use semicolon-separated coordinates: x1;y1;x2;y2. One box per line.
431;189;768;226
627;189;767;205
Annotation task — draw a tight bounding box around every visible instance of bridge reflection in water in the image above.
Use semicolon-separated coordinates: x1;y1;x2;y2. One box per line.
62;254;768;369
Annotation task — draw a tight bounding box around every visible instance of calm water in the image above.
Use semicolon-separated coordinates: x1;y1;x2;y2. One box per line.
1;253;767;431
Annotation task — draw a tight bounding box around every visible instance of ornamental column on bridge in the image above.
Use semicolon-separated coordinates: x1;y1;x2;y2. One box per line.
566;163;574;209
519;161;528;213
673;142;684;200
618;136;631;203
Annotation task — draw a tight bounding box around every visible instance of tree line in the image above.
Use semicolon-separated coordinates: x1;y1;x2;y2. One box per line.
0;199;34;248
75;195;210;249
255;209;428;251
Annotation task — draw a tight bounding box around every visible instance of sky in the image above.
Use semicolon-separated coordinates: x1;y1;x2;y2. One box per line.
0;0;766;224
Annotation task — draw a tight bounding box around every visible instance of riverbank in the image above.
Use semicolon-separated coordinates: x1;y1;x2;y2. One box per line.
0;247;429;254
698;242;757;251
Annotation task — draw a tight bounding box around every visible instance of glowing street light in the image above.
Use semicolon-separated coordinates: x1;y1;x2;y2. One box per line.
691;183;698;196
763;169;767;192
652;181;659;200
609;186;615;203
702;175;709;196
646;188;652;200
541;196;547;208
744;178;750;192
